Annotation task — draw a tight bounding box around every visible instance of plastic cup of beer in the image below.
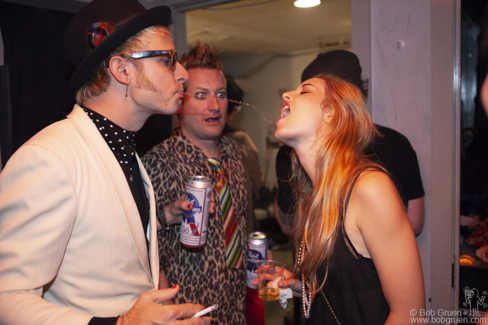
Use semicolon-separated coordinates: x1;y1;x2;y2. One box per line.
256;260;285;301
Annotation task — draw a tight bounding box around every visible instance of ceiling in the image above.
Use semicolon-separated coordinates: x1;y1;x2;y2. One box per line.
2;0;351;59
185;0;351;59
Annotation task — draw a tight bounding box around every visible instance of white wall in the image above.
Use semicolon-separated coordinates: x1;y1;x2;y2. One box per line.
352;0;460;312
371;0;433;309
222;50;325;188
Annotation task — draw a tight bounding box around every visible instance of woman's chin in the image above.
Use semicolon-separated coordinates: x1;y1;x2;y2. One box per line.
274;130;294;148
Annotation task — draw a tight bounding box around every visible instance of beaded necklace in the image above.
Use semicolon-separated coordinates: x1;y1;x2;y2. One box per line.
298;237;341;324
297;238;312;319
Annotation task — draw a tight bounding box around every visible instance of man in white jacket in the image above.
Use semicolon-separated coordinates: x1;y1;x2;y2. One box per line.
0;0;212;324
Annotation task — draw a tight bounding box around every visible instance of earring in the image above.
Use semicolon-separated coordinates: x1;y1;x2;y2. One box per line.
125;83;129;98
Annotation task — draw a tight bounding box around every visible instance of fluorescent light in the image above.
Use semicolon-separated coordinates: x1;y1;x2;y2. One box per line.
294;0;321;8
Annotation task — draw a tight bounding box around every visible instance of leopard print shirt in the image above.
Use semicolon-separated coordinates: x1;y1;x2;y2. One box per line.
142;129;247;325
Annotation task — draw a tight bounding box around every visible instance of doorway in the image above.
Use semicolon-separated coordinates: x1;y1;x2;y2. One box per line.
459;0;488;317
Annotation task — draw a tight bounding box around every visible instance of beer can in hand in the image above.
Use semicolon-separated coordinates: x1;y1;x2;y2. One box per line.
246;231;268;288
180;176;212;248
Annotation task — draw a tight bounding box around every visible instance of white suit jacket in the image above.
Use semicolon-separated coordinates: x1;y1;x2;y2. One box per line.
0;105;159;325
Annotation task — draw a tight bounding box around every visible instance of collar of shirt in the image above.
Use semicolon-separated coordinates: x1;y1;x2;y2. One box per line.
82;106;137;173
173;128;228;161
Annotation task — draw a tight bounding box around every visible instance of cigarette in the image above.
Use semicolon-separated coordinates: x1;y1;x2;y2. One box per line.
191;304;218;318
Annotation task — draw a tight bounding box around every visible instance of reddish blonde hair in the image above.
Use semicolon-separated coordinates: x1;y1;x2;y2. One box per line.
179;42;223;72
291;74;384;293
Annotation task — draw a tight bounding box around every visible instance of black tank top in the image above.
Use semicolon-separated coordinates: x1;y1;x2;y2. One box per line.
308;171;390;325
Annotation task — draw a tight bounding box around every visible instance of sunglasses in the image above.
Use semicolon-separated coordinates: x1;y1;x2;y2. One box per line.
125;50;178;71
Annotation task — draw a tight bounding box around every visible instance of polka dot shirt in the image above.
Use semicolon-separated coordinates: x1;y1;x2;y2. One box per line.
82;107;137;178
82;106;150;325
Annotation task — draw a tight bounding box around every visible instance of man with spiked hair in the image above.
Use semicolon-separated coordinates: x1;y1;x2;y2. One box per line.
0;0;213;324
143;42;248;325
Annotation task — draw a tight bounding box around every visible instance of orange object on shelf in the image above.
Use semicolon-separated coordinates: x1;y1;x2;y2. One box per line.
460;255;474;266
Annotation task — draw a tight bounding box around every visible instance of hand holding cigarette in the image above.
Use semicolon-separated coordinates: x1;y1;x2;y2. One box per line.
116;285;214;325
191;304;218;318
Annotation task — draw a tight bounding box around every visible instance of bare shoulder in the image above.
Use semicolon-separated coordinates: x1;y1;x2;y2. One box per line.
353;169;399;202
348;169;425;318
348;169;406;230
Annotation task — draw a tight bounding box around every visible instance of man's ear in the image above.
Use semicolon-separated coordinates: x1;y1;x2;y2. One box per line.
108;56;131;86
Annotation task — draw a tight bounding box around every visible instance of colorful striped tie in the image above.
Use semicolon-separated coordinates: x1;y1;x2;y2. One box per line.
206;155;243;269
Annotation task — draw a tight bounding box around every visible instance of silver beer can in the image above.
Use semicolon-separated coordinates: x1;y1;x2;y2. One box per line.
180;176;212;248
246;231;268;288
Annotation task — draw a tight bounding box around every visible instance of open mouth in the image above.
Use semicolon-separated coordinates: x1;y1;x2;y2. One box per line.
281;105;290;118
205;117;220;122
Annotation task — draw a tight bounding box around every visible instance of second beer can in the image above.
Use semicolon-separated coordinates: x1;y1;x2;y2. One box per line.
246;231;268;288
180;176;212;248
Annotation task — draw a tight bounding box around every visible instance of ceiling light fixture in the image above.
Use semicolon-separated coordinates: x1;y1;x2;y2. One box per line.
294;0;321;8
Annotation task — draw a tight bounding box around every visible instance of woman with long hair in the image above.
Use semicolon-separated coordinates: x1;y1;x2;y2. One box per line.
259;75;425;324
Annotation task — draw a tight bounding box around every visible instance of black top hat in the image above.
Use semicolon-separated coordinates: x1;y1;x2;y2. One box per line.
301;50;362;89
64;0;171;92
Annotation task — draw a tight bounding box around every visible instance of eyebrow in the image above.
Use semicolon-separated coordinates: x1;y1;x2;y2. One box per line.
193;87;226;92
194;87;209;91
301;83;315;88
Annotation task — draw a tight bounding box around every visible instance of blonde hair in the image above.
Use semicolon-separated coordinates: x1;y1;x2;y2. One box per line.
75;25;171;104
291;74;384;293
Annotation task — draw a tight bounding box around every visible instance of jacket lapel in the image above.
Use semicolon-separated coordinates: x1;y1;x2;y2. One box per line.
67;105;153;284
137;155;159;289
